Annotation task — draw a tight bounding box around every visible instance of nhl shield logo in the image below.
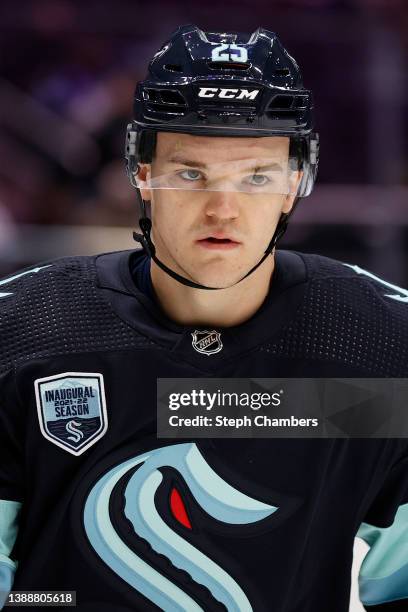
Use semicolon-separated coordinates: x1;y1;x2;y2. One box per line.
35;372;108;456
191;330;223;355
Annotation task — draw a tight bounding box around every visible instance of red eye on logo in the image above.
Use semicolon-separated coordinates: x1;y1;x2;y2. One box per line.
170;487;192;530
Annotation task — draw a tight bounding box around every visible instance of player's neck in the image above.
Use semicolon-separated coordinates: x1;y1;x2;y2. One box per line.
150;255;275;327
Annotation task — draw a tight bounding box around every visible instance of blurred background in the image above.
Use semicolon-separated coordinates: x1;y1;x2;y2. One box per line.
0;0;407;287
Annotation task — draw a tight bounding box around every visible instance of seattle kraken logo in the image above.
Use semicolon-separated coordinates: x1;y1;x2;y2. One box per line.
66;420;84;443
83;443;278;611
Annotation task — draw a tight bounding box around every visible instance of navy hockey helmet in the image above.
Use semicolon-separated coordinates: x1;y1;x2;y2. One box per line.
125;25;319;290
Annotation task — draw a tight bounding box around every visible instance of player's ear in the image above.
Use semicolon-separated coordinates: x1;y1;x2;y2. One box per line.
282;194;295;214
136;163;152;201
282;169;303;213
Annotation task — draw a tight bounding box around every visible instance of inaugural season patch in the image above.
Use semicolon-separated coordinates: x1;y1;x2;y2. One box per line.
35;372;108;456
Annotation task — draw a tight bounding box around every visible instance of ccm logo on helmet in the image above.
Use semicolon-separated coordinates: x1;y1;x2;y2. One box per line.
198;87;260;100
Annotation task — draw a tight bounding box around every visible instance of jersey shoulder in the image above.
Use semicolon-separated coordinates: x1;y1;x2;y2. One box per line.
0;253;149;373
275;251;408;375
301;251;408;312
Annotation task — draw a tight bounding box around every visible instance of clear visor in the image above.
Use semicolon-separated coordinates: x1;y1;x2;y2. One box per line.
135;155;302;196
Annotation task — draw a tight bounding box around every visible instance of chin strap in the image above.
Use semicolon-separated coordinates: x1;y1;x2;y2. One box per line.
132;191;292;291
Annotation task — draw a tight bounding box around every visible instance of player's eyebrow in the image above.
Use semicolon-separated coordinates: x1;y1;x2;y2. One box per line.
166;156;208;168
252;162;283;171
166;156;283;171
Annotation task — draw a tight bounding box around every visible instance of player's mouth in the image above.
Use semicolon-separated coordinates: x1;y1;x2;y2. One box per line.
196;234;241;250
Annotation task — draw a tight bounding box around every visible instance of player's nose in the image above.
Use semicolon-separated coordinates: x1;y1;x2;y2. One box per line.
204;190;240;220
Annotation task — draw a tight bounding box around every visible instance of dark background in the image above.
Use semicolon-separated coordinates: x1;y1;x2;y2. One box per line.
0;0;407;285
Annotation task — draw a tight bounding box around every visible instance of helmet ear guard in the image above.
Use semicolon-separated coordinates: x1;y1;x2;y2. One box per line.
125;123;138;187
297;133;319;197
125;124;157;187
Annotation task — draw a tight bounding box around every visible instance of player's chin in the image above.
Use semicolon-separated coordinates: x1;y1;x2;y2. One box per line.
188;260;250;289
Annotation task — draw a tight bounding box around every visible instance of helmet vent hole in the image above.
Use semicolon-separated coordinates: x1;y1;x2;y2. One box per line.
207;61;250;71
164;64;183;73
145;88;187;106
160;90;186;105
275;68;290;76
268;95;294;110
144;89;161;103
143;88;187;116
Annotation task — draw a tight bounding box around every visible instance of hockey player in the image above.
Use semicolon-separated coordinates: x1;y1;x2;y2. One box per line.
0;25;407;611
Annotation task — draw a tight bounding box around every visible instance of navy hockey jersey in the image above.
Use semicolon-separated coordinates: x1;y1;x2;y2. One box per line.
0;248;407;612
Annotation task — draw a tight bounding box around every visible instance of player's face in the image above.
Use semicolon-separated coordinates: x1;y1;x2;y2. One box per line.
138;132;301;288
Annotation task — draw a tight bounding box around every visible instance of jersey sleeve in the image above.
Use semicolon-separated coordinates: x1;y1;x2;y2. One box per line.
356;450;408;609
0;369;24;609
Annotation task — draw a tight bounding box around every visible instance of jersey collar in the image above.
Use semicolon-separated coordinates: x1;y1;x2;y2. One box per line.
96;248;308;371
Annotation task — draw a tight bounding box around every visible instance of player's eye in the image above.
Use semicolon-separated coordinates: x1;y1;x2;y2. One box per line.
178;169;203;181
244;173;271;186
